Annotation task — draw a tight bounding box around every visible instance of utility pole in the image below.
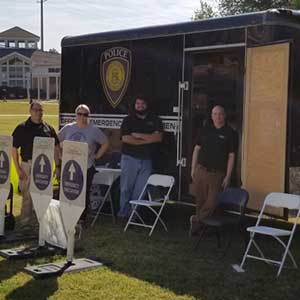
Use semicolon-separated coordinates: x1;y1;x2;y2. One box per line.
38;0;48;51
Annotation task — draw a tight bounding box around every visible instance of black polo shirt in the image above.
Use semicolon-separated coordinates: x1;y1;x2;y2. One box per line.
196;124;238;172
121;113;163;159
12;117;59;161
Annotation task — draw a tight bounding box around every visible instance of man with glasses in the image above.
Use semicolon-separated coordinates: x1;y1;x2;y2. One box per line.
58;104;109;226
12;100;61;230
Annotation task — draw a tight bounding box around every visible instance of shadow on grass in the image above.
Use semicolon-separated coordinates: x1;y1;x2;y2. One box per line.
81;205;300;300
5;277;58;300
0;258;27;283
0;250;59;300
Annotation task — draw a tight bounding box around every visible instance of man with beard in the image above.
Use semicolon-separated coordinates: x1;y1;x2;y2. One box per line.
118;96;163;219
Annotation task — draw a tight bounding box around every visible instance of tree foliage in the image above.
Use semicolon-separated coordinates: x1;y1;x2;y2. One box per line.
219;0;300;16
192;0;217;20
193;0;300;20
49;48;59;54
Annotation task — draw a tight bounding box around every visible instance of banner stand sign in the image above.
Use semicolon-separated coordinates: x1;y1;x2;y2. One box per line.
0;136;12;237
0;136;37;245
0;137;62;257
24;141;103;278
30;137;55;246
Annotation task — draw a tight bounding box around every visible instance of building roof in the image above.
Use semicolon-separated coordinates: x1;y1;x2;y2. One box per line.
0;26;39;40
31;50;61;66
0;49;60;66
62;9;300;47
0;48;36;59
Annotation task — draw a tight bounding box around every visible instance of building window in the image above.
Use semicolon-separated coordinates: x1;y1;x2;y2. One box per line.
9;79;25;87
18;41;25;48
27;41;36;48
2;57;31;88
0;40;5;48
9;66;23;79
9;58;23;65
48;68;60;73
8;41;16;48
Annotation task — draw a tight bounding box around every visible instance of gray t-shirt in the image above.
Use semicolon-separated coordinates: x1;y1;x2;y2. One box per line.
58;122;108;168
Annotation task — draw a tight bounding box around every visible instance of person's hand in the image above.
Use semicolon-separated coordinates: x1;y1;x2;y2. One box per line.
131;132;142;139
191;169;195;181
17;166;27;180
222;175;231;189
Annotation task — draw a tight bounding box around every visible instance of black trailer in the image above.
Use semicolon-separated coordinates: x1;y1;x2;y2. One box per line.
60;9;300;214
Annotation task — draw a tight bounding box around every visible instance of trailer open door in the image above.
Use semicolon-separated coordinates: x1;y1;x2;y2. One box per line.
180;46;245;201
242;43;290;216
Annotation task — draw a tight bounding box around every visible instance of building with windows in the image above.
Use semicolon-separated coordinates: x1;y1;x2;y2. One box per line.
0;26;60;99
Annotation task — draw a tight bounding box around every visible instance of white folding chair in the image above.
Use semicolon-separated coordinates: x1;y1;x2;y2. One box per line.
90;170;120;227
124;174;175;236
236;192;300;276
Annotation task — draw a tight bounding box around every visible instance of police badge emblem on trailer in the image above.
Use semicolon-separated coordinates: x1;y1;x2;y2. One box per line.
100;47;132;108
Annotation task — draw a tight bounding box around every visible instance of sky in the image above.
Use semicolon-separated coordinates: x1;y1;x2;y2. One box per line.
1;0;217;51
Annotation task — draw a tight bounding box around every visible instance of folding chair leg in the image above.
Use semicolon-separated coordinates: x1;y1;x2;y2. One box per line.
252;240;266;260
239;233;255;269
277;236;298;277
273;236;298;270
108;194;116;224
148;206;167;236
277;250;289;277
194;225;207;251
124;206;137;232
91;197;107;227
222;228;234;257
216;228;221;248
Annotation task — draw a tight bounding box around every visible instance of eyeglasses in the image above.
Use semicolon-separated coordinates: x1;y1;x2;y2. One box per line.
31;108;43;112
77;112;89;117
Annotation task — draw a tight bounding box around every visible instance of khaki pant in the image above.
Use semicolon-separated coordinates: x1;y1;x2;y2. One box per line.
191;164;224;221
19;161;34;226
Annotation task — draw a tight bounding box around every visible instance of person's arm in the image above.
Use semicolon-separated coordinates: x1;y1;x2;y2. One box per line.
121;135;147;145
191;145;201;181
95;141;110;160
54;144;62;163
222;152;235;189
11;147;27;180
131;131;163;143
54;144;62;179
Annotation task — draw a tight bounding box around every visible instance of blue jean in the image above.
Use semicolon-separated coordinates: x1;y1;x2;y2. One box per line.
118;154;152;218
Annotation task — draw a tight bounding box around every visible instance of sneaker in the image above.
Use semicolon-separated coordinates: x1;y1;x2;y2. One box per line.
189;215;202;237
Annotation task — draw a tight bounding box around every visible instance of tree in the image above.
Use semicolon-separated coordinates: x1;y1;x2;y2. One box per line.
291;0;300;8
192;0;217;20
49;48;59;54
219;0;299;16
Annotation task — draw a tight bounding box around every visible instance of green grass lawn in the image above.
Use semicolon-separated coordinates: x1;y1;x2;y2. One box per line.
1;101;300;300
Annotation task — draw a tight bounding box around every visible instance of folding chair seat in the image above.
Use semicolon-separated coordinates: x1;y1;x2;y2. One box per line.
194;187;249;253
124;174;175;236
90;170;121;227
234;192;300;277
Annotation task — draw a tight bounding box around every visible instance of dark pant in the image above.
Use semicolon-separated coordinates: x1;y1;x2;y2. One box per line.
80;166;97;221
191;164;224;221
